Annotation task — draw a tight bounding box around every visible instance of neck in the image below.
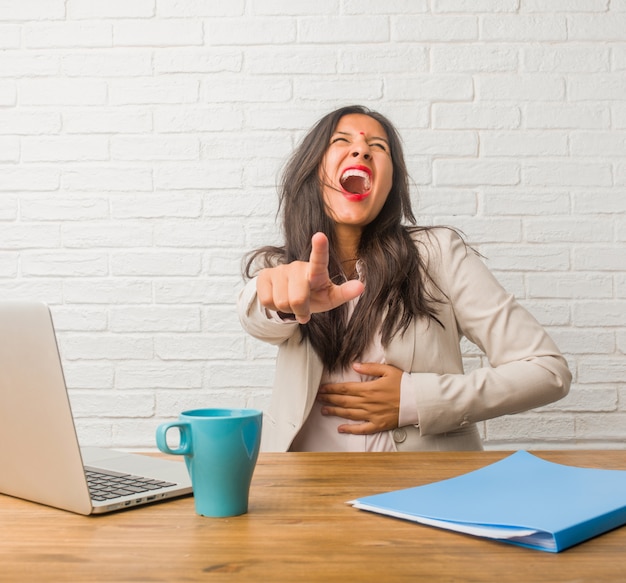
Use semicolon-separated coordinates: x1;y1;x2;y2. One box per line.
334;225;362;278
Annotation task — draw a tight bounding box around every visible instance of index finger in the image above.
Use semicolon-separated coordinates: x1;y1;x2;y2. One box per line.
307;232;330;284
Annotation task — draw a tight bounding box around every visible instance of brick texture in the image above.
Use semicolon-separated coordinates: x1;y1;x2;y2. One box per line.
1;2;624;450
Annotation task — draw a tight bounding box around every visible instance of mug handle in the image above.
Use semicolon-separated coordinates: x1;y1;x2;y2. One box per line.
156;422;192;456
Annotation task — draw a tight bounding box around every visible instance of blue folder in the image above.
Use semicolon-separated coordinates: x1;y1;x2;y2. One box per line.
350;451;626;552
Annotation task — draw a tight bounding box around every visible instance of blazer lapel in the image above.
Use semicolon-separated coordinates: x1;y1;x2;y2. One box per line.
384;321;417;371
302;340;324;421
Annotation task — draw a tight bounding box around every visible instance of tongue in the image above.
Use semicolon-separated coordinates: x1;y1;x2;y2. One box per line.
342;175;367;195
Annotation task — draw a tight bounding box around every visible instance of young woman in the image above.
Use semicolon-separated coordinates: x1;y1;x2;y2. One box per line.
238;105;571;452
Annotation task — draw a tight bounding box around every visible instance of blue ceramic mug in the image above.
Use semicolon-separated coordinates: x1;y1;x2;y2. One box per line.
156;408;262;517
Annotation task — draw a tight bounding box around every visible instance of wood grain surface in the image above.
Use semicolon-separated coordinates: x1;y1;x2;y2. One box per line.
2;451;626;582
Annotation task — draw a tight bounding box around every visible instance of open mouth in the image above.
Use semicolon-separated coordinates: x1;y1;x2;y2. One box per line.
340;166;372;198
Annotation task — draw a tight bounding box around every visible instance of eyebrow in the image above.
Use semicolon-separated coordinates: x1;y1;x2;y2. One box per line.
334;131;390;145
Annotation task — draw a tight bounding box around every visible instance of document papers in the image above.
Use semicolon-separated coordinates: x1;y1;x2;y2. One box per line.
350;451;626;552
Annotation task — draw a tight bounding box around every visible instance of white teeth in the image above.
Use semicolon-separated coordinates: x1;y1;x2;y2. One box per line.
340;169;371;189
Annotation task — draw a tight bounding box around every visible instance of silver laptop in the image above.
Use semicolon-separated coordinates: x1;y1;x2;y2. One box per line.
0;301;192;515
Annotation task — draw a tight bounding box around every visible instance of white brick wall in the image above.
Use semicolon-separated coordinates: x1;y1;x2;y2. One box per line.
1;1;624;451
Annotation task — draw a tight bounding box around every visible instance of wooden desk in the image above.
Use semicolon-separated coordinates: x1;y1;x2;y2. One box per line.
1;451;626;582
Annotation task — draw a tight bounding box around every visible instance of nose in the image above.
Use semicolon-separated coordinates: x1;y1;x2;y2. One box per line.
351;137;371;160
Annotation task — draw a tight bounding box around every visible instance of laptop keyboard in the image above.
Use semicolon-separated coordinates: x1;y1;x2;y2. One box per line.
85;467;176;501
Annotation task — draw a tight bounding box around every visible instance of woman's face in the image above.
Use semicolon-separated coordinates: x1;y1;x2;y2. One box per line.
319;113;394;234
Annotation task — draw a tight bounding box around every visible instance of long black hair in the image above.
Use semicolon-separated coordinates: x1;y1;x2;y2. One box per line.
244;105;444;371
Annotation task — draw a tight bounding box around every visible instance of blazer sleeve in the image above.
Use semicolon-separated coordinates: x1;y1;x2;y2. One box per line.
237;276;300;346
406;228;571;436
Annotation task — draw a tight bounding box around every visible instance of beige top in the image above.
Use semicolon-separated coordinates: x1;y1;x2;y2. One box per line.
275;258;416;451
288;297;399;451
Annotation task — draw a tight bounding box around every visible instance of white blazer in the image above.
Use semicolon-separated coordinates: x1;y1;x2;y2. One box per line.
238;228;571;452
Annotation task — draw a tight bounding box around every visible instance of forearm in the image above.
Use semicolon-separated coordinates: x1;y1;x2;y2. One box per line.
401;354;570;436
